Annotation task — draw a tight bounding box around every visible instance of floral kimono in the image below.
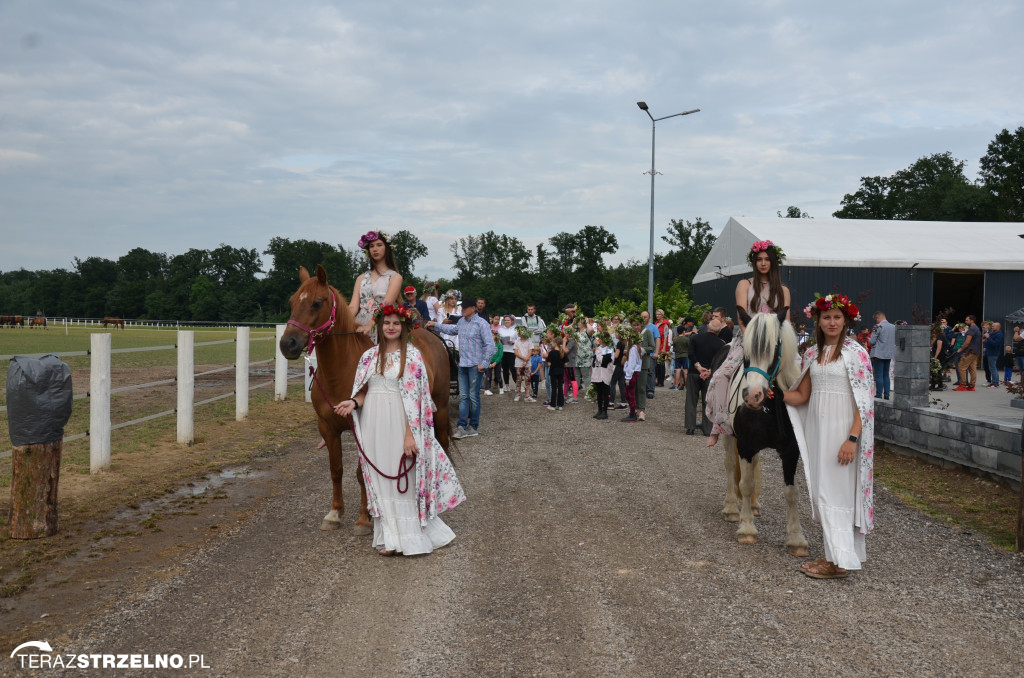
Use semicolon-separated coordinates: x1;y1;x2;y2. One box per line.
350;344;466;525
786;338;875;534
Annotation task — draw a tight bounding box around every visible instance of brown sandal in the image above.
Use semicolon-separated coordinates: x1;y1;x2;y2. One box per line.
803;561;848;579
800;557;828;572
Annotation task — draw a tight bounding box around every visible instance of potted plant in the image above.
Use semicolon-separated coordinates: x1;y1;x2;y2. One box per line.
1006;379;1024;409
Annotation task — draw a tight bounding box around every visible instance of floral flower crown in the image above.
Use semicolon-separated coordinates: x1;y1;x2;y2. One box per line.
515;324;533;339
372;303;421;330
357;230;393;251
747;239;786;266
441;289;461;302
803;293;861;323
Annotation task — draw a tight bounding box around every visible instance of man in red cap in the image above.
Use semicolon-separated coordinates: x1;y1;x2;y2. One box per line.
402;285;430;324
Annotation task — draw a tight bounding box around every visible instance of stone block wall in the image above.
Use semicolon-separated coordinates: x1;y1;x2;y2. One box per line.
874;325;1022;488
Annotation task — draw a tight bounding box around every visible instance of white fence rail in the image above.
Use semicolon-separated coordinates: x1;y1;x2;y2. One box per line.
2;326;306;469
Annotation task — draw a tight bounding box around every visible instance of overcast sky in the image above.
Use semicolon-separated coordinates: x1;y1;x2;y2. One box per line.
2;0;1022;280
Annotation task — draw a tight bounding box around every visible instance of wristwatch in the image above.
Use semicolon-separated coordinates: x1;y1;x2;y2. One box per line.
848;434;859;443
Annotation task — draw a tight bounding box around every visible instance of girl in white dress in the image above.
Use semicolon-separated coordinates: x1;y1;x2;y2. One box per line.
784;293;874;579
349;230;403;337
334;304;465;556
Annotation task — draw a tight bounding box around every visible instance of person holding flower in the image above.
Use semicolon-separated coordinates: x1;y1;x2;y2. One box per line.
349;230;404;338
334;304;465;556
783;292;873;579
705;240;791;446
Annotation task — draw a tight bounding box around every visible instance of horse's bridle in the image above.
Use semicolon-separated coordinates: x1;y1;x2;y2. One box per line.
286;289;362;355
743;339;782;386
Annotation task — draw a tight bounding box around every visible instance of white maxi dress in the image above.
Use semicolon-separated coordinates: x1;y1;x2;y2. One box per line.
359;351;456;555
804;354;866;570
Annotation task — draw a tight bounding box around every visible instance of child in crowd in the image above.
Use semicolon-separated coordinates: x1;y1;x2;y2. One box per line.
483;330;503;396
529;347;544;401
546;333;567;410
591;331;615;420
512;325;533;402
619;324;642;422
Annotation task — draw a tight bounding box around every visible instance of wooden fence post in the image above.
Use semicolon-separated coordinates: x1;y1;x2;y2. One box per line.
275;324;288;401
10;441;62;538
177;330;194;445
90;333;111;473
236;326;250;421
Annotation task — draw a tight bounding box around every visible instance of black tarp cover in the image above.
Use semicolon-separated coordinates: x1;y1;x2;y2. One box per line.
6;354;73;446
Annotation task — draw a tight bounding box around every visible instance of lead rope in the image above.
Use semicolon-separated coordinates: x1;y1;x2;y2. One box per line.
307;362;416;494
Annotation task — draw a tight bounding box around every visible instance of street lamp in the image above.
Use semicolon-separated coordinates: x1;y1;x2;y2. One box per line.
637;101;699;318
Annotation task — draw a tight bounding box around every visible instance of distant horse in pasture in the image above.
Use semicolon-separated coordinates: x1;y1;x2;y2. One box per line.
29;316;46;329
103;317;125;329
8;315;24;328
278;265;454;534
0;315;10;328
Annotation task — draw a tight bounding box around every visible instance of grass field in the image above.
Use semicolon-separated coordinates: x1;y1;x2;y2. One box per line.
0;326;296;480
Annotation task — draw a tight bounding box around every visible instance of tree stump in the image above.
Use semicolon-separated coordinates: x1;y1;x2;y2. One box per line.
9;440;62;539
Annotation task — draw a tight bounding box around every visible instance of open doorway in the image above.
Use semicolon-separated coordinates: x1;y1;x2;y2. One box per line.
933;271;983;323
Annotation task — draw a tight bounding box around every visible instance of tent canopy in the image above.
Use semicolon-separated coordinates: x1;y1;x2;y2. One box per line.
693;217;1024;285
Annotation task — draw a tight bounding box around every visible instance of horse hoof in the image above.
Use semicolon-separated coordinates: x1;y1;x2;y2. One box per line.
737;534;757;545
788;546;809;557
724;513;740;523
353;523;373;536
752;508;761;517
320;519;342;531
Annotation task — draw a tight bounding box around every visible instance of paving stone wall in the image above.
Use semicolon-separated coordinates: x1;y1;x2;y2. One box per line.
874;325;1022;487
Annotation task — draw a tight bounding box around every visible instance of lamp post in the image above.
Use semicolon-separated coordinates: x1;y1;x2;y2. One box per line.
637;101;699;318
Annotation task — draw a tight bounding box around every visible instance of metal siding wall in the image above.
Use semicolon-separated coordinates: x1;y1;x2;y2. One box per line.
983;271;1024;337
695;266;934;329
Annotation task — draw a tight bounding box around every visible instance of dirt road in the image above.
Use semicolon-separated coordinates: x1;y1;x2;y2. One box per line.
7;390;1024;676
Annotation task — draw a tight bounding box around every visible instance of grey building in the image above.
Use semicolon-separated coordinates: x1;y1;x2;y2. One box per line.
692;217;1024;338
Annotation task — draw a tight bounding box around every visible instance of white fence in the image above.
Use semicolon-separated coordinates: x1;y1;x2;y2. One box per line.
1;326;311;471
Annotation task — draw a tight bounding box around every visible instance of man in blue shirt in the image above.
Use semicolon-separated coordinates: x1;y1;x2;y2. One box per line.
431;296;492;438
641;310;659;400
984;321;1004;387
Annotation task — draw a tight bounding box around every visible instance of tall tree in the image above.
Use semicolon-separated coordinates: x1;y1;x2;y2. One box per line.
660;217;716;288
390;230;429;278
979;126;1024;221
834;152;993;221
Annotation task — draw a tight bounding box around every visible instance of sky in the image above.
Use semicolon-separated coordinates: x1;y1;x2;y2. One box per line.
2;0;1022;281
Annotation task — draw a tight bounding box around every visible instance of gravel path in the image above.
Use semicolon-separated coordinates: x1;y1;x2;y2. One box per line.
47;389;1024;677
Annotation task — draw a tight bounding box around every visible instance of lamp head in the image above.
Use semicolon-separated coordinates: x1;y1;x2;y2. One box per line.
636;101;648;111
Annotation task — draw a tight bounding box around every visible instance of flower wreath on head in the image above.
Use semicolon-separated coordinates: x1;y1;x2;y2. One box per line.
803;293;861;323
746;239;786;266
372;303;421;331
356;229;394;252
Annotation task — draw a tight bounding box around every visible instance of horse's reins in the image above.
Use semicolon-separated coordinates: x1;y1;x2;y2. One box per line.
289;289;416;494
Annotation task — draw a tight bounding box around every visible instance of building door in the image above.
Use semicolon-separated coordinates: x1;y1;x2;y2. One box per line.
932;271;984;323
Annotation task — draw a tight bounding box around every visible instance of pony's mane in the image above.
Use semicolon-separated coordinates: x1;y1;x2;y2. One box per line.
728;312;799;423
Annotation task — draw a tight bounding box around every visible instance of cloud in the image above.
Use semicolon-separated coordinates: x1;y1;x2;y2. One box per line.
0;0;1022;282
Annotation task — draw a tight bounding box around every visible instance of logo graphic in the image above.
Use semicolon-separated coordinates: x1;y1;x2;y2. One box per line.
10;641;52;657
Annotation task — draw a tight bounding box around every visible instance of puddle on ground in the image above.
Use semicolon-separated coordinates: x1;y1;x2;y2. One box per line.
112;465;267;520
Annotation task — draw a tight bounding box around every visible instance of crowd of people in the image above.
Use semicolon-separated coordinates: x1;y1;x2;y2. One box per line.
331;228;1017;570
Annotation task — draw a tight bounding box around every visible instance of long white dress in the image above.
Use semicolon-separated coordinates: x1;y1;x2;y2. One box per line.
359;351;456;555
804;353;866;570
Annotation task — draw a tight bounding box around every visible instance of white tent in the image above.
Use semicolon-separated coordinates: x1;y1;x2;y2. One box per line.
693;217;1024;285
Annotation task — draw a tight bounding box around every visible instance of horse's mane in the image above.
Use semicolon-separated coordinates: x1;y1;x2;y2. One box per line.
728;313;799;423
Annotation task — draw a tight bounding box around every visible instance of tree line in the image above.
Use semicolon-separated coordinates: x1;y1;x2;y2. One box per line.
0;220;716;324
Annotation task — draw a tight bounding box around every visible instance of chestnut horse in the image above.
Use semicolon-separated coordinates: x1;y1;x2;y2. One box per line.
278;265;454;534
103;316;124;329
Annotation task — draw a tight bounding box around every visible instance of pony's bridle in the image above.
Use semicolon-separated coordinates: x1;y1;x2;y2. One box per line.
743;340;783;386
287;290;340;356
